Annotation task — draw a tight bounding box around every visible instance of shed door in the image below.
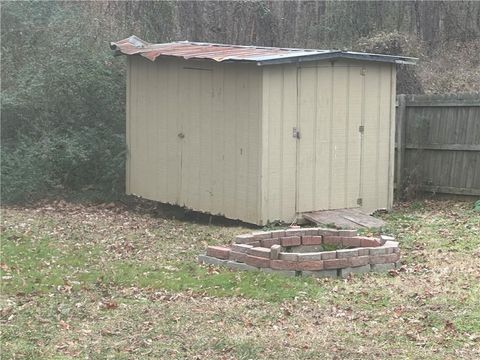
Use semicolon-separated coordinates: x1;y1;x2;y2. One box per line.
178;66;214;210
296;65;364;213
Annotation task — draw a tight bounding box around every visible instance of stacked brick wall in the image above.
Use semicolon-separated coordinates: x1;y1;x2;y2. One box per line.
199;228;400;278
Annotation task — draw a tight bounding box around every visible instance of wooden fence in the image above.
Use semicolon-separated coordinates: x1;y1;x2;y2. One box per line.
395;93;480;197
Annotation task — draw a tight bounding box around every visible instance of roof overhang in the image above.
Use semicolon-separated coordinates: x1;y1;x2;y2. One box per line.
253;51;417;66
110;35;417;66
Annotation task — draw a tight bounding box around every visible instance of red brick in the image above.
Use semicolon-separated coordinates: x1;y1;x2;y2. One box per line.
369;253;400;264
341;236;362;247
360;237;382;247
285;229;305;237
357;248;370;256
252;231;272;240
302;228;320;236
297;252;323;261
280;236;301;247
383;240;400;254
206;246;231;260
270;260;297;270
245;255;271;268
270;245;283;260
261;237;281;248
321;251;337;260
234;234;254;244
348;255;370;267
336;249;359;258
229;251;247;263
296;261;324;271
270;230;286;238
279;252;298;261
247;247;271;259
338;229;357;237
231;244;253;253
323;258;349;269
323;236;342;246
317;228;340;236
302;235;323;245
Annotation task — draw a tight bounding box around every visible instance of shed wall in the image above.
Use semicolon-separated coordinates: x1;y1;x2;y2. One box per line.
127;56;395;226
127;56;262;223
260;65;298;224
361;62;396;212
261;60;395;224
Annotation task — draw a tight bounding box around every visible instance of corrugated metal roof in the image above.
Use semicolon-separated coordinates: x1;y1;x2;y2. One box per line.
111;35;417;65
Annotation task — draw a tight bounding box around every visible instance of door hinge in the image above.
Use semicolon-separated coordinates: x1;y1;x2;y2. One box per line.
292;127;300;139
357;198;363;206
359;125;365;133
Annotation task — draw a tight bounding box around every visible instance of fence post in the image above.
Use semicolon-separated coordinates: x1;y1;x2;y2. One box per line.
396;94;407;198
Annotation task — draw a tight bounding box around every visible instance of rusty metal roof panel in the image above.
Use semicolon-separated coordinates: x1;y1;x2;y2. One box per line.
110;35;417;65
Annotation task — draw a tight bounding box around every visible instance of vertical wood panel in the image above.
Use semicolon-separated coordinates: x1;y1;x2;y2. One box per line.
329;65;349;209
266;66;283;219
281;67;298;221
199;70;214;212
131;57;151;198
247;69;262;222
296;61;367;215
313;66;333;210
166;60;181;204
346;65;363;209
297;66;317;212
261;65;297;224
221;66;237;217
398;94;480;196
125;58;132;194
127;57;262;223
377;65;393;208
388;65;397;208
211;64;225;215
361;63;392;212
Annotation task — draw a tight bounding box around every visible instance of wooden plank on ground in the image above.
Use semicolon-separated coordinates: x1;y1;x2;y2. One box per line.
303;208;385;230
338;208;386;228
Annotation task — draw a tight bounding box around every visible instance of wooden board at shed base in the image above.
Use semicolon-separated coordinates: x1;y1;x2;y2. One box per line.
302;208;386;230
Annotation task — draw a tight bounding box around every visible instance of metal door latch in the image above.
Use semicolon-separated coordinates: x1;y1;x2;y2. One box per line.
293;127;300;139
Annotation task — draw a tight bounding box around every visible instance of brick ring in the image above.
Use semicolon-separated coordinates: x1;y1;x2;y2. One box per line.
199;228;400;278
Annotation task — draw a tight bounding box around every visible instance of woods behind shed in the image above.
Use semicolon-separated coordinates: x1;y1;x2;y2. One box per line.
111;36;416;225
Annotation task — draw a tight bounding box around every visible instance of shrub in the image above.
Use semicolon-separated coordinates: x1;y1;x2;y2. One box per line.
1;2;126;203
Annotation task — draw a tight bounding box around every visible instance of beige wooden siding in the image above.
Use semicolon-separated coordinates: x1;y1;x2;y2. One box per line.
360;63;395;212
296;63;363;213
260;60;395;224
388;65;397;209
260;65;298;224
127;56;262;223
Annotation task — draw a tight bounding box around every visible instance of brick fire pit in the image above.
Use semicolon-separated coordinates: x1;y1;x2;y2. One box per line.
198;228;400;278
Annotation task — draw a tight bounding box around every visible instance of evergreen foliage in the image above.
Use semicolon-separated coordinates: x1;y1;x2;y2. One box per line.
1;1;478;203
1;2;125;202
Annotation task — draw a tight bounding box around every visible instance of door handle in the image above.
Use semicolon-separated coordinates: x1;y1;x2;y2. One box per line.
178;132;185;139
292;127;300;139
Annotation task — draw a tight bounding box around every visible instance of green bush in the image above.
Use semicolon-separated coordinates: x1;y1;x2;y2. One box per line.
1;2;126;203
1;129;125;203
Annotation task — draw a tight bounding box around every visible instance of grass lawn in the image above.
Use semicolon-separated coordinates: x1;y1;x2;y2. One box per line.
1;199;479;359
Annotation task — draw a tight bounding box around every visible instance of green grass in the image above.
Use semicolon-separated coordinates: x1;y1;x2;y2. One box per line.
1;199;479;359
1;228;323;302
1;230;103;294
102;261;323;302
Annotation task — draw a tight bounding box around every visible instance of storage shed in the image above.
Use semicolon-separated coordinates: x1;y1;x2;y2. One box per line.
111;36;416;225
